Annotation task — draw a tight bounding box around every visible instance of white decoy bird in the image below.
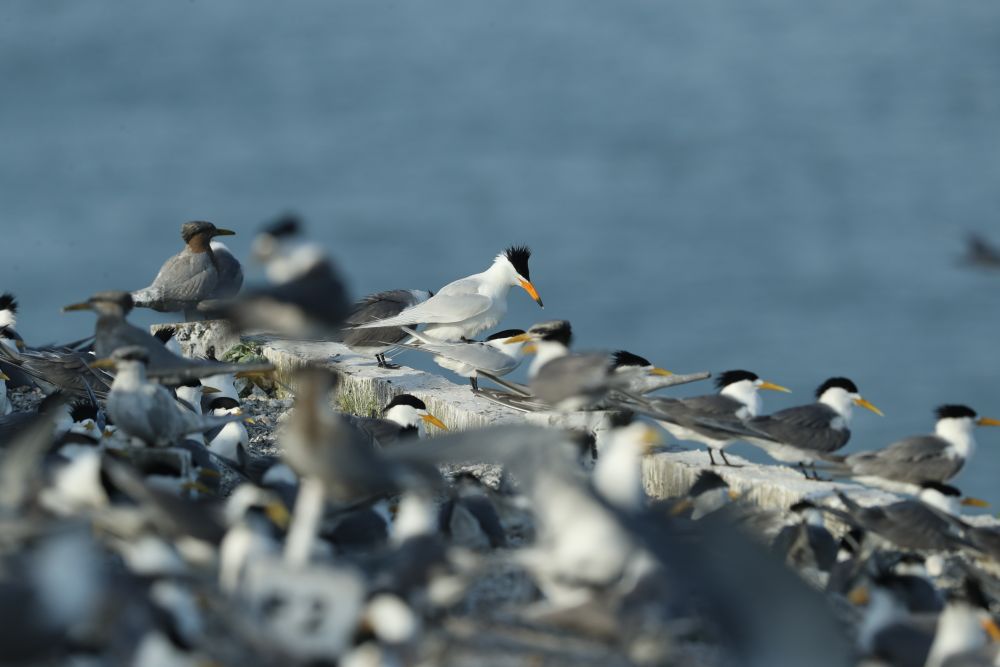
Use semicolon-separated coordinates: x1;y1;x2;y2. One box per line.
341;289;433;368
93;347;247;447
131;221;238;317
398;327;527;392
352;246;543;342
744;377;882;477
832;405;1000;492
640;370;790;467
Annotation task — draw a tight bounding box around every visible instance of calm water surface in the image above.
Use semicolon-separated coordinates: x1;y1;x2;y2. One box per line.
2;1;999;499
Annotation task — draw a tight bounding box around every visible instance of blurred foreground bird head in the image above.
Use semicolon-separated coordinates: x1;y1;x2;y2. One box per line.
62;291;135;317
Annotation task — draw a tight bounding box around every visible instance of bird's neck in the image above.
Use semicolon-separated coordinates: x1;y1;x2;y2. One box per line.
936;419;976;459
858;589;907;652
819;389;855;423
0;309;15;329
720;382;762;417
528;341;568;378
112;363;147;390
479;260;515;298
384;405;422;434
919;489;960;516
186;233;213;254
593;429;646;510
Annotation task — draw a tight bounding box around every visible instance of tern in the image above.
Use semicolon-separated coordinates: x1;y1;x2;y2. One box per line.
64;291;271;384
744;377;882;477
506;320;662;411
340;289;433;368
638;370;790;467
345;394;448;448
352;246;543;342
131;221;238;317
92;347;248;447
214;216;352;338
830;405;1000;492
397;327;527;392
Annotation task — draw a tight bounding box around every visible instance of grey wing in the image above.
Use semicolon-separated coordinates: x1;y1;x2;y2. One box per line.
342;290;424;348
209;242;243;298
149;252;219;303
532;354;611;406
404;341;517;374
346;416;406;448
748;405;848;453
878;502;971;550
353;293;491;328
847;436;960;483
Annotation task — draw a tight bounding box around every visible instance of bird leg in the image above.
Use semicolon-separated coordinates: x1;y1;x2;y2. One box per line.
797;463;812;479
470;377;479;393
284;477;325;567
708;450;718;466
719;451;742;468
376;353;400;370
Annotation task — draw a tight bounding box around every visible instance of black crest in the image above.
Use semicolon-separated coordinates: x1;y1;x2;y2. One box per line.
383;394;427;413
936;404;977;420
208;396;241;412
715;370;759;389
919;481;961;496
611;350;652;369
262;214;301;238
608;410;635;428
0;293;17;313
503;245;532;280
181;221;217;242
70;401;100;423
689;470;729;497
815;377;858;398
529;320;572;346
486;329;526;341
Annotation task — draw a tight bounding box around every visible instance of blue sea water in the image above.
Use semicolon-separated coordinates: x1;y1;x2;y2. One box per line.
2;1;1000;499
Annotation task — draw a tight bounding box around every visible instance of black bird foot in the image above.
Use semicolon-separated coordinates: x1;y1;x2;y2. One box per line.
720;452;743;468
375;354;401;370
470;377;480;393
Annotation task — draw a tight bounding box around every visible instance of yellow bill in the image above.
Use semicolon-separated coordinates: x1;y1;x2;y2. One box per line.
854;397;884;416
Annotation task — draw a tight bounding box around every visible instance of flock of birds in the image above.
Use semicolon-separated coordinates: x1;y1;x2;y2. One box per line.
1;216;1000;666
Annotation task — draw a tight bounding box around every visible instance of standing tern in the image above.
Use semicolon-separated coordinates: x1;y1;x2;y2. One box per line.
92;347;248;447
352;246;543;342
397;326;527;392
131;221;238;317
638;370;790;467
831;405;1000;492
744;377;882;477
340;289;433;368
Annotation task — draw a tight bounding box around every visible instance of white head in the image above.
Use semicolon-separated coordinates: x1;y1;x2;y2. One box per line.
918;481;989;517
489;245;543;307
925;582;1000;667
382;394;447;437
252;215;326;284
934;405;999;461
815;377;882;422
513;320;572;379
0;293;17;329
593;419;662;510
715;370;790;418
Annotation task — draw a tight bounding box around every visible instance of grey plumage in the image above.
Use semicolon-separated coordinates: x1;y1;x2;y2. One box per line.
132;221;239;314
844;435;964;485
531;352;625;410
209;241;244;299
341;289;432;353
749;404;849;455
63;291;271;385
